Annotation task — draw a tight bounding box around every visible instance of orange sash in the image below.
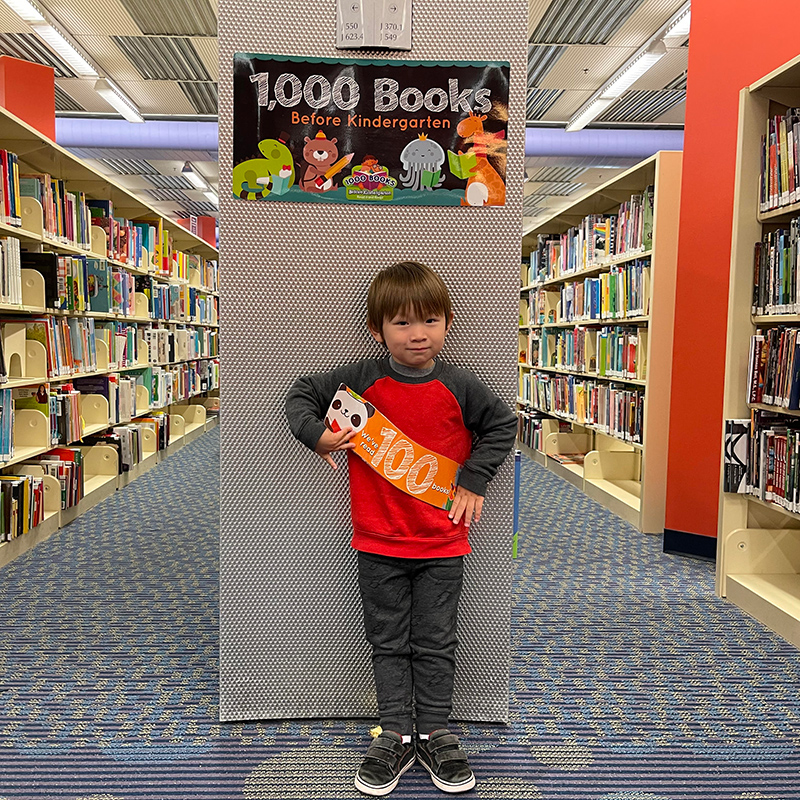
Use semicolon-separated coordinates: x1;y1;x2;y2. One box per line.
325;384;460;510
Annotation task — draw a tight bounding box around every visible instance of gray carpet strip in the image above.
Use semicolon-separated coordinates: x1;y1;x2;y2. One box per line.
1;429;799;799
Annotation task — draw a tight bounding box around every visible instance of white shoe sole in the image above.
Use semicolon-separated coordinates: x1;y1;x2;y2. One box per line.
354;755;415;796
418;758;476;793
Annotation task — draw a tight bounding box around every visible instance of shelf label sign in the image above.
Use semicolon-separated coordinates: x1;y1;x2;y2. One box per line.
325;384;460;509
232;53;509;207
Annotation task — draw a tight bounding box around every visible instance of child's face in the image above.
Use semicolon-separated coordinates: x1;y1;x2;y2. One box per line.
369;306;452;370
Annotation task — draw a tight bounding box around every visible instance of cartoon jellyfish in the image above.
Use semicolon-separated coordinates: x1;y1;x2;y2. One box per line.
398;134;446;191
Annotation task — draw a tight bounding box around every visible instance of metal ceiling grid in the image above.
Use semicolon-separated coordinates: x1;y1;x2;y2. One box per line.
56;77;128;113
44;0;142;36
119;0;217;36
112;35;212;81
599;88;685;123
143;174;193;189
625;47;688;91
0;32;79;77
664;72;687;91
537;88;593;121
55;84;84;112
192;37;219;81
608;0;686;47
527;165;585;182
182;200;217;215
528;181;585;196
98;157;159;175
527;44;567;86
526;88;563;120
180;81;218;115
74;34;152;83
72;147;218;163
148;187;191;202
531;0;647;45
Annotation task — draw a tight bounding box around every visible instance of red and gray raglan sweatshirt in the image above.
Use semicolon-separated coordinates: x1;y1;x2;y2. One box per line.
285;357;517;559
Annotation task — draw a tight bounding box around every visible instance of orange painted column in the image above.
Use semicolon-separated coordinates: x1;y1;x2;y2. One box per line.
0;56;55;140
664;0;800;554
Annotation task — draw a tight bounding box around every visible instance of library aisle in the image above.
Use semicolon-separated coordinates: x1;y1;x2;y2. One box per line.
1;432;799;799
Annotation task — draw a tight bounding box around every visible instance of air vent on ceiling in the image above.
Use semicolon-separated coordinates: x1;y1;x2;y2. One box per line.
118;0;217;36
527;44;566;87
526;88;563;121
181;200;218;215
531;0;647;45
55;85;83;113
112;36;211;81
663;72;687;91
180;81;218;115
99;157;159;175
599;89;686;124
0;32;79;78
528;182;584;197
148;187;190;202
527;166;585;183
144;174;193;190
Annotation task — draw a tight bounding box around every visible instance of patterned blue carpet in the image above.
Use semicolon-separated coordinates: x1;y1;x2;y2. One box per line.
1;429;800;799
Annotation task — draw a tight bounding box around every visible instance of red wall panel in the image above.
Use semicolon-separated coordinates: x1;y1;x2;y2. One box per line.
0;56;55;141
666;0;800;537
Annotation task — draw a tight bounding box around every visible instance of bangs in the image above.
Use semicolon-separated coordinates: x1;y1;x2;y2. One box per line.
367;261;452;331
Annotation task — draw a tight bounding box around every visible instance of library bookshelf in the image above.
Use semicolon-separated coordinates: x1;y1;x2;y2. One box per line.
0;101;219;569
719;54;800;647
519;150;682;533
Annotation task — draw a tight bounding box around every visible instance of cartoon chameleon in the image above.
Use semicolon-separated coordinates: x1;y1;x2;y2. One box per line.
232;133;295;199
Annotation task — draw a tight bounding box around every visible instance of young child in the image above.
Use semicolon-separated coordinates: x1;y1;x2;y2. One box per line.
285;261;517;796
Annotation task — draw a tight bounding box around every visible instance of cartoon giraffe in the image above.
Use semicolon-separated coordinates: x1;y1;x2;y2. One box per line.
455;111;506;206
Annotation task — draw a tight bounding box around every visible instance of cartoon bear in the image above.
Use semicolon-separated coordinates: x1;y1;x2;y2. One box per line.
300;131;339;193
325;385;374;434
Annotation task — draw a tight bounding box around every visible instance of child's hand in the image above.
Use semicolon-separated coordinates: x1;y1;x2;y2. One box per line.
448;486;484;528
315;427;357;470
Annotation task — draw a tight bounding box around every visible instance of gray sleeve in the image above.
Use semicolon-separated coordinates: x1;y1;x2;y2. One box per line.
285;360;383;451
442;367;518;496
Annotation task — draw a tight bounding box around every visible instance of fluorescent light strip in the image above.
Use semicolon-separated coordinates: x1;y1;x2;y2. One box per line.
3;0;44;22
182;163;208;190
94;78;144;123
664;8;691;39
600;45;667;100
202;189;218;205
565;97;615;132
31;23;97;77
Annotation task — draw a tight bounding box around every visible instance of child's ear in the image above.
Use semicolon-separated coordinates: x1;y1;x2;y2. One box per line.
368;323;384;344
445;312;455;333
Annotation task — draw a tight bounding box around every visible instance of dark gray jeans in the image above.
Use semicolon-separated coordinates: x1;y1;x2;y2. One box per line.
357;551;464;736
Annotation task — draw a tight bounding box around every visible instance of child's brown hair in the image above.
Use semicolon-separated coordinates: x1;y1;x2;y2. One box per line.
367;261;453;337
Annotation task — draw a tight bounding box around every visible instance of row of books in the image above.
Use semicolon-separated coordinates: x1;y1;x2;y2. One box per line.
524;186;654;284
521;259;652;326
0;150;22;227
746;327;800;408
520;372;644;444
0;472;46;543
12;384;82;446
723;412;800;514
139;279;217;324
522;325;648;381
751;221;800;315
516;409;564;451
1;236;21;305
143;327;220;364
760;108;800;212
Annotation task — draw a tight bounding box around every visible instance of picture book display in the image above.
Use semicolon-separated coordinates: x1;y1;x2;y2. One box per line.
233;54;509;207
325;384;460;509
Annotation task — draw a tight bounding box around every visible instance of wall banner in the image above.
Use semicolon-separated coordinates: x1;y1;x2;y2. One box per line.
232;53;510;207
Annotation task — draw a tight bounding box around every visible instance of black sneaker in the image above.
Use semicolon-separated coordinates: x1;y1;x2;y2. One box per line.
354;730;415;796
416;729;476;793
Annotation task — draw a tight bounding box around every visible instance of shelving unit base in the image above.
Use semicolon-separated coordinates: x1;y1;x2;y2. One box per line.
0;424;216;570
726;574;800;648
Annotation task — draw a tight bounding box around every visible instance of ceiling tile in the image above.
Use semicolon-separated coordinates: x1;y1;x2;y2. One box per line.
531;0;648;45
112;36;211;81
76;35;146;82
56;78;121;112
528;0;553;39
55;84;84;112
528;44;567;86
118;0;217;36
0;5;29;32
651;99;686;125
537;45;636;91
599;89;685;123
0;32;79;77
193;37;218;81
608;0;687;47
179;81;217;115
526;88;564;121
42;0;142;36
115;80;198;115
627;47;688;91
538;89;593;122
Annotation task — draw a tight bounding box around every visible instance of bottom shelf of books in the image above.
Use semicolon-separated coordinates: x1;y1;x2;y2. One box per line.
517;405;642;527
0;396;219;569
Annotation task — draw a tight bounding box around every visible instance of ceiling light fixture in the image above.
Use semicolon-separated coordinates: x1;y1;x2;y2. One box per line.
31;23;98;77
202;189;219;205
94;78;144;123
182;162;208;190
566;1;689;133
2;0;44;22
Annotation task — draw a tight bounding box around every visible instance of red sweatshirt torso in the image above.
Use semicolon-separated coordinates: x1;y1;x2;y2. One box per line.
348;375;473;558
